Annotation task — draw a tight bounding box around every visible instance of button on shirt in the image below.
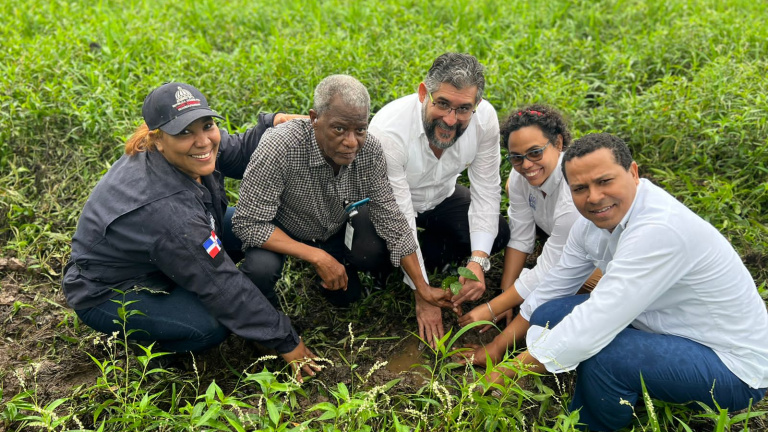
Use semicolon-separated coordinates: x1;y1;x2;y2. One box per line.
507;153;580;298
232;119;417;267
522;179;768;389
369;94;501;286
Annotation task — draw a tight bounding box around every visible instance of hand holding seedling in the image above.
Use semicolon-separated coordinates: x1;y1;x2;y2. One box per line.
450;264;485;314
311;250;348;291
414;286;452;349
281;338;321;383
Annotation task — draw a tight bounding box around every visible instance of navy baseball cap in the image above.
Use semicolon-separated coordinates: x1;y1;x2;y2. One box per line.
142;82;223;135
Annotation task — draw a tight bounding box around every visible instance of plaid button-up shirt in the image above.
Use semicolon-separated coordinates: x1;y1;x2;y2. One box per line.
232;119;417;267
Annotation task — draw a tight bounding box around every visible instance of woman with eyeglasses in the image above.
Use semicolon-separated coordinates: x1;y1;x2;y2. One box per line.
459;104;600;363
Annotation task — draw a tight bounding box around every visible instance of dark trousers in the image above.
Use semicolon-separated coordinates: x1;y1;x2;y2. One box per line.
241;206;393;308
77;287;229;353
530;295;767;431
74;207;244;353
415;185;510;271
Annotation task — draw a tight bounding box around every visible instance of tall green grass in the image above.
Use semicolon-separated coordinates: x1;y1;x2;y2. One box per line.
2;0;767;430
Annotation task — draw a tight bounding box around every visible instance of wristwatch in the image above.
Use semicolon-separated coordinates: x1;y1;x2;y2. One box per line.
467;256;491;273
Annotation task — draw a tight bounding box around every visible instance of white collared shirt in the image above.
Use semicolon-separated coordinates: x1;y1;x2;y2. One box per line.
370;93;502;287
507;153;580;298
522;179;768;389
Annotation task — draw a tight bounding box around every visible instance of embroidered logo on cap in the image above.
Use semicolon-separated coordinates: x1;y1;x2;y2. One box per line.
203;230;222;258
173;86;201;112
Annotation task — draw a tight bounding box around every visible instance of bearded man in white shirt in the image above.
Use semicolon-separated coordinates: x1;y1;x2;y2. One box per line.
369;53;510;346
463;133;768;431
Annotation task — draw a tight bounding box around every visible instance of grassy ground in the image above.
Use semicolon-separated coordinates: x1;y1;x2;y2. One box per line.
2;0;767;430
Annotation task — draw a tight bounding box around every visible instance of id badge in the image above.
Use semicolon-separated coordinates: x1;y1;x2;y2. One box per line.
344;222;354;250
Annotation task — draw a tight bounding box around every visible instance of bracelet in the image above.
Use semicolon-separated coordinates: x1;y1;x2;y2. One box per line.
486;302;497;324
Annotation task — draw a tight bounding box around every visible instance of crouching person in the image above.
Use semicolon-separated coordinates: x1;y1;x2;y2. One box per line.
232;75;452;347
62;82;319;381
465;133;768;431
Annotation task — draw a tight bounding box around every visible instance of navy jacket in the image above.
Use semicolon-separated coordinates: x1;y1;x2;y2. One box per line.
62;113;300;353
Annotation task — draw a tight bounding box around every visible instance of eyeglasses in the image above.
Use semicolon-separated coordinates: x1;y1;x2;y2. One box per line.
428;92;477;120
505;142;551;166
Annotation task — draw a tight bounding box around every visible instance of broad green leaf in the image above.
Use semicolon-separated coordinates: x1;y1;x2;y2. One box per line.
458;266;479;281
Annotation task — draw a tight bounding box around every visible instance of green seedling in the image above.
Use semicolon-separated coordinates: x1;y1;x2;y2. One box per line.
441;267;480;295
458;266;480;282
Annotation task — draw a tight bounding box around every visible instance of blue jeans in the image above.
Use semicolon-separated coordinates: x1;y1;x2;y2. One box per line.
77;287;229;352
75;207;243;353
530;295;767;431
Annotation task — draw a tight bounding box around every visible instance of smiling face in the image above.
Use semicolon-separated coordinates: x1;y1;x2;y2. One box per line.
155;116;221;182
419;82;477;149
565;148;640;232
310;96;369;172
507;125;563;187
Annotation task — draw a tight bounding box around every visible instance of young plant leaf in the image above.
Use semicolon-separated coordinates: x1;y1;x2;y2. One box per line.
458;266;479;281
450;281;462;295
441;276;459;290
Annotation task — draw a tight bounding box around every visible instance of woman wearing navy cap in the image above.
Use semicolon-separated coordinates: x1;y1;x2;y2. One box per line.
62;82;319;381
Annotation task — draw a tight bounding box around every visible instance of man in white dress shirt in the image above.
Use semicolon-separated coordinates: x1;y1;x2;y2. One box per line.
369;53;510;346
476;133;768;431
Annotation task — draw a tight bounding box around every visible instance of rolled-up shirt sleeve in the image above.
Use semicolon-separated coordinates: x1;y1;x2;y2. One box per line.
526;224;687;373
150;208;299;353
467;101;502;254
231;129;286;249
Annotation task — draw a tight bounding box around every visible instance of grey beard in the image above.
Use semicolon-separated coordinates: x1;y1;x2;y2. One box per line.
425;118;465;149
421;98;466;150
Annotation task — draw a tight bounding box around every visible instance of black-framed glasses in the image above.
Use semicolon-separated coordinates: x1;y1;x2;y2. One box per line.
505;142;551;166
428;92;477;120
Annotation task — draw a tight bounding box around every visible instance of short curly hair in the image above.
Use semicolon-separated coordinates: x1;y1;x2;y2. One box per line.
499;104;571;151
313;74;370;117
561;133;633;182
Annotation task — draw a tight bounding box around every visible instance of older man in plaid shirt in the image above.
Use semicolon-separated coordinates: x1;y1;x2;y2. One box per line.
232;75;451;346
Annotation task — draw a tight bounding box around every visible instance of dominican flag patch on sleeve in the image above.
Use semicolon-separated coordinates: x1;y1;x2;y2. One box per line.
203;230;223;259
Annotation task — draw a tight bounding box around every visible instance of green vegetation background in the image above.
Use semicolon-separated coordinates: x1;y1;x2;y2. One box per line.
1;0;767;430
3;0;767;282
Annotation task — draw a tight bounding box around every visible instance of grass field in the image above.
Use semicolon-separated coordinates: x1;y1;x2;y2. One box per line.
1;0;767;430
